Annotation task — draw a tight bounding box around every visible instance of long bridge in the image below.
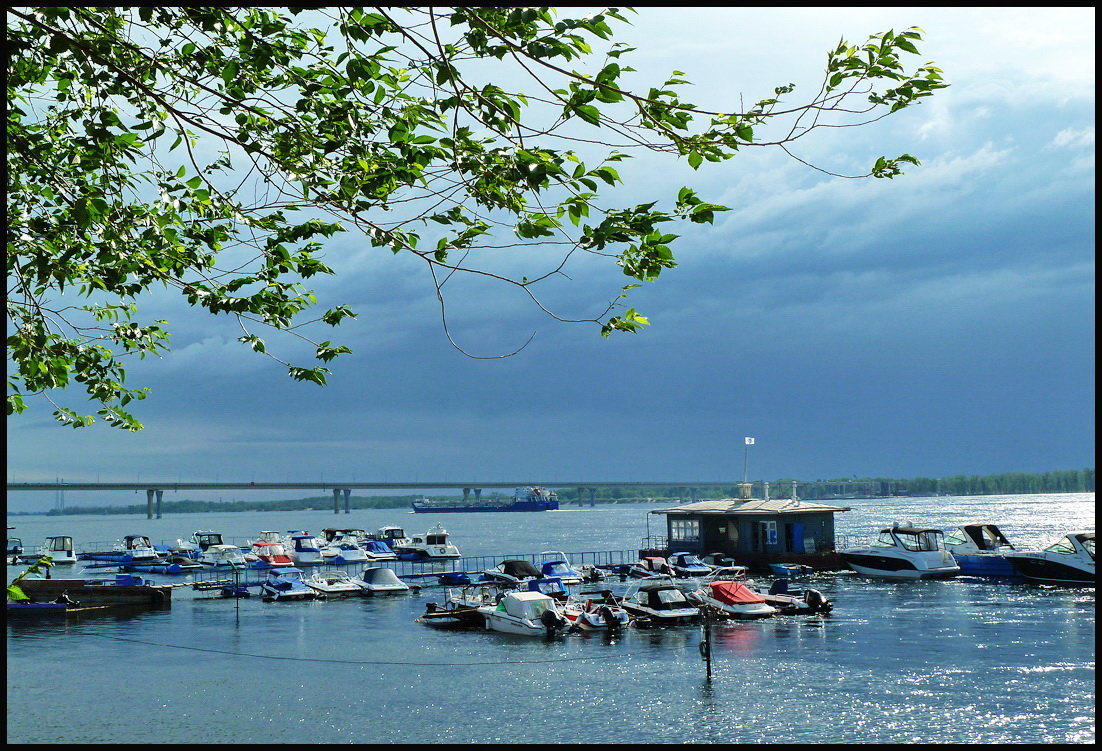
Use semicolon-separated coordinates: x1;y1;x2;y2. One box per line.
5;479;895;518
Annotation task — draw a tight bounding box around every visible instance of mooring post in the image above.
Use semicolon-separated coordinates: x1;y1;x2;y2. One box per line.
146;489;154;519
700;608;713;680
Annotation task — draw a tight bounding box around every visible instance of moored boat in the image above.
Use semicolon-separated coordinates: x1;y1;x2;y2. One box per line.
15;573;172;606
688;580;777;620
620;578;701;625
944;524;1019;577
79;534;161;563
1004;531;1095;585
412;486;559;513
305;569;368;598
538;551;583;585
18;536;78;564
394;524;461;560
260;567;317;601
286;531;325;565
563;589;631;630
478;590;570;636
249;540;294;567
358;566;412;595
840;524;960;579
668;552;713;578
198;544;249;569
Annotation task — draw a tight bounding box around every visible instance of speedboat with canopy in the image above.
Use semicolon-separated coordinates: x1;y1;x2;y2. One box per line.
840;524;960;579
538;551;583;585
620;578;701;625
1004;532;1095;585
668;552;713;578
944;524;1018;577
305;569;367;598
260;567;316;601
483;559;542;584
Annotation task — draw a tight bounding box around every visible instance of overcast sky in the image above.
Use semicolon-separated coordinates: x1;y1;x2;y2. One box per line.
7;7;1095;511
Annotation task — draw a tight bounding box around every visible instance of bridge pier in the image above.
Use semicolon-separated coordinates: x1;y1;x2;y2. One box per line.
146;489;154;519
343;488;351;513
588;487;595;507
333;488;340;514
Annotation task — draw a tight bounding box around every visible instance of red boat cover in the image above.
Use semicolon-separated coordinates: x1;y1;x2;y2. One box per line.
707;581;766;605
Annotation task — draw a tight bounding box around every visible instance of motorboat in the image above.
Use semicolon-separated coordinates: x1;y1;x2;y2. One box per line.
1004;532;1095;585
620;578;702;625
370;526;411;550
538;551;584;585
576;564;607;583
395;524;461;560
563;589;631;630
754;579;833;615
305;570;368;598
667;552;713;578
768;563;815;578
175;531;227;557
79;534;161;563
18;536;78;564
515;576;570;602
249;540;294;567
284;531;325;565
628;556;672;578
260;567;317;601
839;524;960;579
484;559;542;584
478;591;570;636
418;583;503;626
323;533;370;564
361;540;398;561
944;524;1019;577
688;580;777;620
319;528;367;559
197;543;248;569
358;567;412;595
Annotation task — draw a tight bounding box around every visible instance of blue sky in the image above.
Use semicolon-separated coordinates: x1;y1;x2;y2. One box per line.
6;7;1095;511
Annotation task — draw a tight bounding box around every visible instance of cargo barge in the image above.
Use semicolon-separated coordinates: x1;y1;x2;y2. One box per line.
412;487;558;513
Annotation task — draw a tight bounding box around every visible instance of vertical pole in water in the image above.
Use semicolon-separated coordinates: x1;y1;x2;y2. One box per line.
155;490;163;519
146;489;154;519
700;608;713;680
234;568;240;624
333;488;340;514
343;488;351;514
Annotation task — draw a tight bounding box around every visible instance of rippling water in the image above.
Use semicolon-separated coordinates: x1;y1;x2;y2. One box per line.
6;493;1095;743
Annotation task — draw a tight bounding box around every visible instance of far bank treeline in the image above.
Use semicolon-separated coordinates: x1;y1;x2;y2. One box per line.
37;468;1095;516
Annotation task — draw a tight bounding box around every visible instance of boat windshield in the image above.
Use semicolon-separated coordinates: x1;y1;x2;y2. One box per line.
1044;536;1078;555
651;588;690;608
893;531;943;552
871;531;898;548
1081;536;1095;559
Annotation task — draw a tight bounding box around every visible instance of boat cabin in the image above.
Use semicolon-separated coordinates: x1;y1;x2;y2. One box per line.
192;532;225;550
124;535;154;550
944;524;1014;554
648;482;850;570
874;525;948;552
322;528;367;543
495;559;542;580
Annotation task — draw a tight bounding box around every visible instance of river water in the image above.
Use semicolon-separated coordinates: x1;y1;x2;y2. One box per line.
5;493;1095;743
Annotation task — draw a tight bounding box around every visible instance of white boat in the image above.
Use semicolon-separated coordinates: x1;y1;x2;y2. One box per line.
667;552;713;578
175;531;227;556
754;579;833;615
323;533;370;564
285;531;325;565
688;580;777;620
260;567;317;601
18;535;78;564
478;590;570;636
840;523;960;579
563;589;631;630
358;567;412;595
197;543;248;569
620;578;702;625
249;540;294;567
371;526;411;550
627;556;672;578
305;570;368;598
1004;531;1095;585
396;524;461;560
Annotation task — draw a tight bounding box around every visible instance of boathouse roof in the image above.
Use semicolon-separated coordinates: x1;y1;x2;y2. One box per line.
651;498;851;516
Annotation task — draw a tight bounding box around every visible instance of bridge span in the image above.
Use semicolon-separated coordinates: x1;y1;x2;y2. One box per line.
6;479;885;518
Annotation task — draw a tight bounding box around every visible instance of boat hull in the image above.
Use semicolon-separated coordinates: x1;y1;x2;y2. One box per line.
951;553;1019;578
16;578;172;606
412;500;558;513
841;552;959;579
1005;555;1095;585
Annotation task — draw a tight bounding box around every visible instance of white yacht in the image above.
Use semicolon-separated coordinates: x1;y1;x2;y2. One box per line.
358;567;412;595
286;531;325;565
1004;531;1095;585
322;532;369;564
396;524;461;560
19;535;78;564
305;569;368;598
620;577;702;625
840;524;960;579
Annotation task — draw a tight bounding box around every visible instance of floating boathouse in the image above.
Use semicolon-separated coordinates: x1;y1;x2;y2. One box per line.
643;482;851;571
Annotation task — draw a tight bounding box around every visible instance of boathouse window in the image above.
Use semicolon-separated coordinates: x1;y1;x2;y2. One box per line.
669;519;700;542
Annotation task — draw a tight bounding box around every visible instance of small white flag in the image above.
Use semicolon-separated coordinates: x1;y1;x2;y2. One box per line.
745;437;756;445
